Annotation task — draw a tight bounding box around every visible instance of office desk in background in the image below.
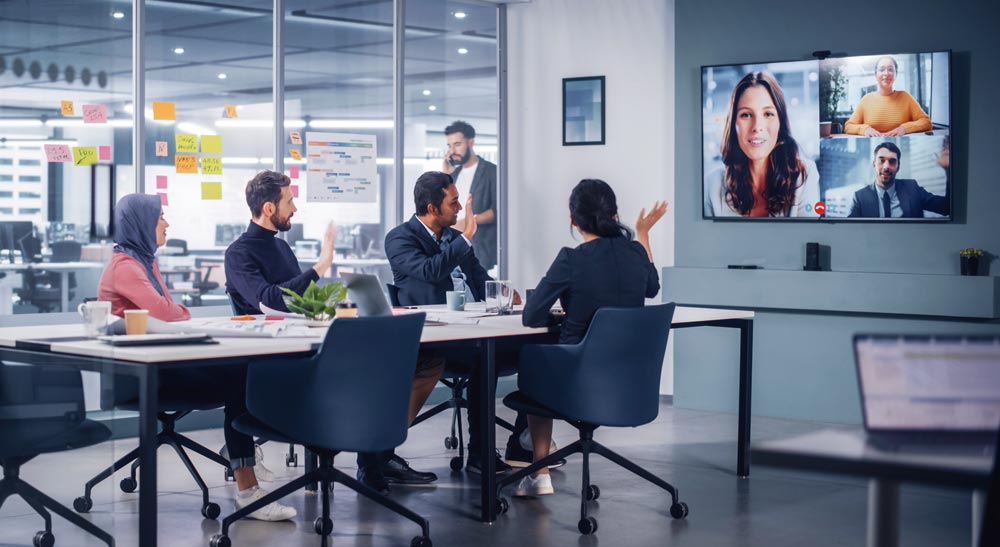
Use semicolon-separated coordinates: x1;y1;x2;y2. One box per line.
0;261;106;312
752;428;994;547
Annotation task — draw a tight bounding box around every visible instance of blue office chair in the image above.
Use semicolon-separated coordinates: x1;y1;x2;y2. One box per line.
0;363;114;547
209;313;432;547
495;303;688;534
980;433;1000;547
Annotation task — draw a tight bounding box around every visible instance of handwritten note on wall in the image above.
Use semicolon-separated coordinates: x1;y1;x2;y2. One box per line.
72;147;97;166
289;149;302;160
82;104;107;124
60;101;74;116
155;141;168;157
44;144;73;163
175;155;198;174
175;134;198;153
201;157;222;175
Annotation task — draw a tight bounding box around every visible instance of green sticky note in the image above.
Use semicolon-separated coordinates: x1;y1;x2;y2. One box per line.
72;146;97;166
201;135;222;154
201;181;222;200
175;133;198;153
201;156;222;175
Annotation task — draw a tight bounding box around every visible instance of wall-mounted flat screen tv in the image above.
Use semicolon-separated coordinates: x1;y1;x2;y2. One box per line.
701;51;951;221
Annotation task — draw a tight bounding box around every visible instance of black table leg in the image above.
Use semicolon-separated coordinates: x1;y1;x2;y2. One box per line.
479;338;497;523
305;449;318;492
138;366;160;546
737;319;753;478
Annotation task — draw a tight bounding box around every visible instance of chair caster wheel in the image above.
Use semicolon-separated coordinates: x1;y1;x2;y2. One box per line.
209;534;231;547
73;496;92;513
314;516;333;536
586;484;601;500
224;468;234;482
449;456;463;471
202;502;221;520
119;477;138;493
578;516;598;535
286;451;298;467
33;530;54;547
411;535;432;547
444;436;457;450
496;497;509;515
670;501;689;519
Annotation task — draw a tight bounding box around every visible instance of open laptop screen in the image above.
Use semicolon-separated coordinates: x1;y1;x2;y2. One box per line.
854;335;1000;433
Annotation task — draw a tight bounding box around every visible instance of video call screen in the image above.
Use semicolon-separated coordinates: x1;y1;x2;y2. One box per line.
701;51;951;221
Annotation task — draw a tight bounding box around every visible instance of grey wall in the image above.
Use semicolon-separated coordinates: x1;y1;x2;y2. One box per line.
674;0;1000;422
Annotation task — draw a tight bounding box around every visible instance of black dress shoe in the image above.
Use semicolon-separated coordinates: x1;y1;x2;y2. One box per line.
357;466;390;495
466;450;512;475
383;455;437;484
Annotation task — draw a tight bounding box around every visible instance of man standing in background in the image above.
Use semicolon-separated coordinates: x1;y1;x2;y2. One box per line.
442;120;498;272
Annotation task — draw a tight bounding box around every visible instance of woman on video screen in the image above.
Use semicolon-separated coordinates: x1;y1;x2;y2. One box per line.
705;71;819;218
844;56;931;137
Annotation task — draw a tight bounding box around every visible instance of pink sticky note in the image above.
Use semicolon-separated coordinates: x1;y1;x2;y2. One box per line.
289;165;299;179
158;193;169;206
156;175;168;189
99;146;111;161
82;104;107;123
290;185;299;198
155;141;168;157
44;144;73;163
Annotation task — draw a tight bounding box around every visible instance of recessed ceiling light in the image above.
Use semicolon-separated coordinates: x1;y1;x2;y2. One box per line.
457;48;468;55
454;11;467;19
428;105;437;111
217;73;227;80
422;89;431;96
173;47;185;54
112;11;125;19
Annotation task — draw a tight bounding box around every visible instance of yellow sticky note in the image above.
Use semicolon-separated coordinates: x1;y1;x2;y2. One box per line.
201;156;222;175
289;149;302;160
201;135;222;154
72;146;97;166
201;182;223;200
61;100;74;116
175;155;198;174
175;134;198;153
224;105;237;118
152;101;176;121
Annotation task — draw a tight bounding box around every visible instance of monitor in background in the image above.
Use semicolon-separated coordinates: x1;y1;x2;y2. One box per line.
352;223;383;257
854;335;1000;434
214;224;245;247
284;224;304;248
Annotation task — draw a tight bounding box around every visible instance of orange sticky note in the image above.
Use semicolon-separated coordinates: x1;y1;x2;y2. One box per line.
175;155;198;174
60;101;74;116
289;149;302;160
152;101;176;121
224;105;237;118
290;185;299;198
158;193;169;206
99;146;111;161
155;141;168;157
82;104;107;123
289;131;302;145
156;175;168;189
289;165;299;179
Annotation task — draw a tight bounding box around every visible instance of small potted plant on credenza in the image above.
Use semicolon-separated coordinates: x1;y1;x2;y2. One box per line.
959;248;984;276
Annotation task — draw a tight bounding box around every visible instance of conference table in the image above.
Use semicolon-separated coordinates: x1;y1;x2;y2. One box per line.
0;305;753;544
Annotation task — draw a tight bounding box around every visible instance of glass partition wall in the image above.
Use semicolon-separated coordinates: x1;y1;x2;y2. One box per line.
0;0;504;315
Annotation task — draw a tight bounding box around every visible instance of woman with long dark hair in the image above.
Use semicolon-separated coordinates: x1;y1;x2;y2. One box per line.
704;71;819;217
514;179;666;497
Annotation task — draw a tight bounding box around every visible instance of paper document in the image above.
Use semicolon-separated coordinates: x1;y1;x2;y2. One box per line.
259;302;305;319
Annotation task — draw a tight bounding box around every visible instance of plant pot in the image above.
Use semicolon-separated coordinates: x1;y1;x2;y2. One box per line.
820;121;832;138
960;256;980;276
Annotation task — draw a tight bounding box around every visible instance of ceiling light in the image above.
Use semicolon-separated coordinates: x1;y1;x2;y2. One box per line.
173;47;185;54
422;89;431;96
454;11;467;19
112;11;125;19
309;119;393;129
457;48;468;55
214;119;307;129
217;73;227;80
0;120;44;128
428;105;437;111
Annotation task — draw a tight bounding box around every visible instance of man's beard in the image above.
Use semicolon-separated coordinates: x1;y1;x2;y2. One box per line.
449;148;471;167
270;211;292;232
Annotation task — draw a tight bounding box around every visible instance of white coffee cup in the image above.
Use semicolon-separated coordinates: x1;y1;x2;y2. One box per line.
78;301;112;338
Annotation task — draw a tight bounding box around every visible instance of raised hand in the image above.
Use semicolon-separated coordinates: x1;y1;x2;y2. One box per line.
636;201;668;237
462;194;478;242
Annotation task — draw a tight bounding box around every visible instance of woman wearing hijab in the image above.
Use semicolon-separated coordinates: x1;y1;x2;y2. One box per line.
98;194;297;522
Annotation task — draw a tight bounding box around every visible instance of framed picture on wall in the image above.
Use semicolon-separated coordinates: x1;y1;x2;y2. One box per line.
563;76;605;146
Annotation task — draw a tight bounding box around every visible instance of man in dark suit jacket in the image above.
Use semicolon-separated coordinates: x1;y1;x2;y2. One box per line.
442;121;498;271
848;141;950;218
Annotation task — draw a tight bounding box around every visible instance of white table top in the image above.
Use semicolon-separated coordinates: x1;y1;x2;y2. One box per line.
0;261;106;271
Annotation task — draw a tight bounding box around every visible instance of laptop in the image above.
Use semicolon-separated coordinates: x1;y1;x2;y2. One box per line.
853;334;1000;450
341;273;393;317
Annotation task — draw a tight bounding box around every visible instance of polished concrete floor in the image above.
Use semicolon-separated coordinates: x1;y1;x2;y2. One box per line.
0;403;976;547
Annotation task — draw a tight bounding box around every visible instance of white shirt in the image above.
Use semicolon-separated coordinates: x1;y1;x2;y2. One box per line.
454;159;479;206
414;215;475;301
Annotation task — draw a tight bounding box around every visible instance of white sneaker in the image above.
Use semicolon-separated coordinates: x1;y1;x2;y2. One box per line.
519;429;558;453
513;474;554;498
235;487;297;521
253;444;275;482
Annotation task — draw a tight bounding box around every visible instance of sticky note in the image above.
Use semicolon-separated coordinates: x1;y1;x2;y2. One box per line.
60;101;74;116
175;155;198;174
201;135;222;154
290;185;299;198
289;165;299;179
72;146;98;166
201;182;223;200
44;144;73;163
159;193;169;206
289;149;302;160
99;146;111;161
156;175;168;189
175;134;198;153
152;101;176;121
155;141;168;157
201;156;222;175
82;104;107;123
224;105;237;118
289;131;302;145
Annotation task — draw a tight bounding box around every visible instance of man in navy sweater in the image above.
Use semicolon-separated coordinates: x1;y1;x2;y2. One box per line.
226;170;441;494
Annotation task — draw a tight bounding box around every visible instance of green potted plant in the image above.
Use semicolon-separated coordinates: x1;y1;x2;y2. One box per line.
281;281;347;322
959;248;983;276
819;64;847;137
